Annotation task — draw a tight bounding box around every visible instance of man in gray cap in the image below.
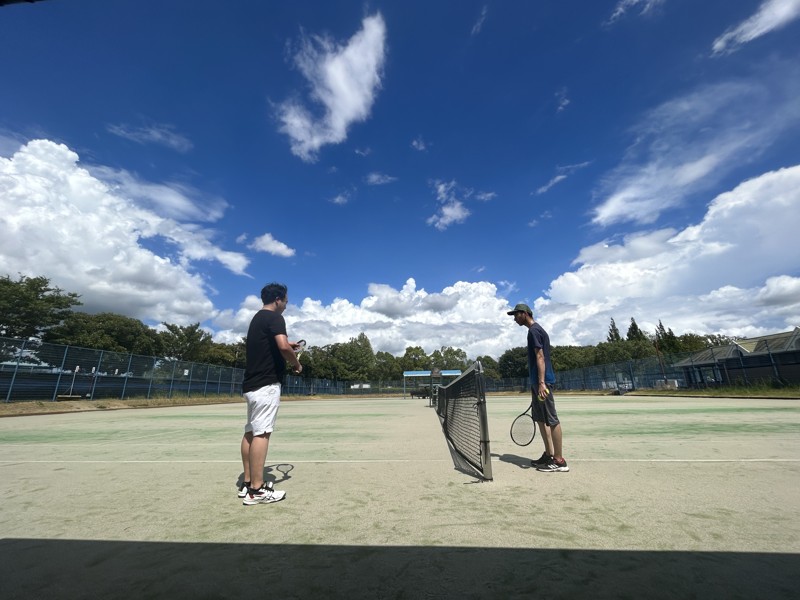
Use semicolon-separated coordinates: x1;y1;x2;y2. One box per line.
507;303;569;472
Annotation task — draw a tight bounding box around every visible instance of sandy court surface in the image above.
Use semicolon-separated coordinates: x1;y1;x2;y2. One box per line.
1;394;798;598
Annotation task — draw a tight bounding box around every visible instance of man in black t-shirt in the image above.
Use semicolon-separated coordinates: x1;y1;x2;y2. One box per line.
239;282;303;505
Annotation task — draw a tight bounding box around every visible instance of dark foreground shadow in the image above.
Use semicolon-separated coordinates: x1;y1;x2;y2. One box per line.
1;539;797;599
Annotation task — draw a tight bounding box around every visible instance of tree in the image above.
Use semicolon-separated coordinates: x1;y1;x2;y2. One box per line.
551;345;596;372
372;351;401;381
335;333;376;381
44;312;161;355
0;274;81;339
607;318;622;342
626;318;648;342
654;320;680;355
399;346;429;372
438;346;470;371
158;323;213;361
476;355;500;379
498;347;527;378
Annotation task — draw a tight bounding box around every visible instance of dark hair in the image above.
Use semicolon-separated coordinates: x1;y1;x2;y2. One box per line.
261;282;288;305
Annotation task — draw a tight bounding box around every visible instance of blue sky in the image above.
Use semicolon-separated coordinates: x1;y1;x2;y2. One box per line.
1;0;799;358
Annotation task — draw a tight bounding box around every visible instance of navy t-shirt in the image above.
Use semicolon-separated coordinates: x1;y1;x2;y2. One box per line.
242;309;287;392
527;322;556;386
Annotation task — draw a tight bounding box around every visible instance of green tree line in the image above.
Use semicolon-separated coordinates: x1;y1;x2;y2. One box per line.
1;274;735;381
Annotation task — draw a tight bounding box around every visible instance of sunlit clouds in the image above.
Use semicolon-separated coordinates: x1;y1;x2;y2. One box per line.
712;0;800;56
278;13;387;162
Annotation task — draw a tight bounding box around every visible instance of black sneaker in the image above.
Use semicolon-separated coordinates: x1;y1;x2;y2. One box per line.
536;457;569;472
530;452;552;468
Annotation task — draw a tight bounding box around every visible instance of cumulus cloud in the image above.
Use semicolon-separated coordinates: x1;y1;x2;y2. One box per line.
712;0;800;56
284;279;519;358
106;122;193;153
247;233;296;257
277;13;387;162
543;165;800;345
592;66;800;227
0;139;248;324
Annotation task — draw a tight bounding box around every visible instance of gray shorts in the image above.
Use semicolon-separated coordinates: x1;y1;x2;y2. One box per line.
531;386;560;427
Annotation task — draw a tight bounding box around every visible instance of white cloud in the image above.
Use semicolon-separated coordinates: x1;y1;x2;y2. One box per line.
543;164;800;345
712;0;800;56
592;67;800;227
0;139;249;324
280;278;520;358
555;87;570;113
537;175;567;196
536;162;590;195
365;172;397;185
427;179;472;231
471;5;489;36
411;136;428;151
606;0;666;25
89;166;228;222
330;192;350;205
220;164;800;354
106;122;193;153
278;13;387;162
248;233;296;257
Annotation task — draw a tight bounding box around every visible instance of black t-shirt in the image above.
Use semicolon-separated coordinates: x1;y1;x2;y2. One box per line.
242;309;287;392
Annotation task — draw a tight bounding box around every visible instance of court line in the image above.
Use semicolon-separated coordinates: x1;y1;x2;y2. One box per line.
1;458;798;464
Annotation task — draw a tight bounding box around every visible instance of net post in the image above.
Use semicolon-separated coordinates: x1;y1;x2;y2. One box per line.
475;360;492;480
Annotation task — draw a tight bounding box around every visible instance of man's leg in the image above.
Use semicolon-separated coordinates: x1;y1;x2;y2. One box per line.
538;421;554;456
241;432;253;483
248;432;271;489
551;423;564;460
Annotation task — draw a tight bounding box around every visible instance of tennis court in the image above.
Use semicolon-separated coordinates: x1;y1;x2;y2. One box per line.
1;394;799;599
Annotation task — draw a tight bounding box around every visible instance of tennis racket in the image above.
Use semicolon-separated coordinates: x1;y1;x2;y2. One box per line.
510;402;536;446
294;339;306;358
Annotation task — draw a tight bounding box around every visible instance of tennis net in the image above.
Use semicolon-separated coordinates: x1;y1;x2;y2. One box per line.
434;360;493;480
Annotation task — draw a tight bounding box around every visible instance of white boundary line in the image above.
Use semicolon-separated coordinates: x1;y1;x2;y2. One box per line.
1;458;798;464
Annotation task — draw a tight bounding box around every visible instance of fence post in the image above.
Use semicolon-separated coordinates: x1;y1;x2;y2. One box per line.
147;357;156;399
168;361;177;399
737;348;750;386
765;340;783;385
187;362;194;397
5;339;26;403
51;344;69;402
120;354;133;400
89;350;103;400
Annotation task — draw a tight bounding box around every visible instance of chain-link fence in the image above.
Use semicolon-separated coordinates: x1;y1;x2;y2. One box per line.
4;335;798;403
1;337;245;402
556;344;800;392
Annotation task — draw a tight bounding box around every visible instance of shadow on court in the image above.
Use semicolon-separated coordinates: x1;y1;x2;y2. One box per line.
235;463;296;489
494;452;534;469
1;538;798;599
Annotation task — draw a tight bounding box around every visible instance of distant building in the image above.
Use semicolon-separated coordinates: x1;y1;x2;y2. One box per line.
673;327;800;387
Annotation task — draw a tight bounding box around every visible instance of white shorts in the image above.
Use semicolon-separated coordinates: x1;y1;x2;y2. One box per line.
244;383;281;436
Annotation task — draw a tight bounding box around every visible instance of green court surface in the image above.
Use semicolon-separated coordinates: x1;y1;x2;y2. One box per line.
1;395;799;599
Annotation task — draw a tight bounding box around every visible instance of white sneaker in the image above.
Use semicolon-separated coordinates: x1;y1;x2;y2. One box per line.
243;482;286;505
237;482;251;498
